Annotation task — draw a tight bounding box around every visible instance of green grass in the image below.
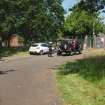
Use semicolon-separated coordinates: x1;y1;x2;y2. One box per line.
57;53;105;105
0;47;28;57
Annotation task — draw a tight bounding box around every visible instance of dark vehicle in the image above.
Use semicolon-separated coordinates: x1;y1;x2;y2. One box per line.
56;39;81;56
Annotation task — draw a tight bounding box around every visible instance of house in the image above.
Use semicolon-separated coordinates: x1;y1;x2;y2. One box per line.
10;34;24;47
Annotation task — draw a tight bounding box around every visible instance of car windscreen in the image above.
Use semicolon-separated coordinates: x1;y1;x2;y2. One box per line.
41;44;48;47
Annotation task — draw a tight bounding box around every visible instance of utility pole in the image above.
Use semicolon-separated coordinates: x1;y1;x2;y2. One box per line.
93;21;97;48
93;22;95;36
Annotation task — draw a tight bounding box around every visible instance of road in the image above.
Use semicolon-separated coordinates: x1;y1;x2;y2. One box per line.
0;54;84;105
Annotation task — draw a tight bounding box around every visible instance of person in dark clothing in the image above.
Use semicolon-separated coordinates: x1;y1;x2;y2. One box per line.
48;42;53;57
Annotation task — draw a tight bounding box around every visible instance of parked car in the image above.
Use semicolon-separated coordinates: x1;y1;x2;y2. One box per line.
29;43;55;55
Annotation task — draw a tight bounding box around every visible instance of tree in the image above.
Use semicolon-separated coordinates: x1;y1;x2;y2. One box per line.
13;0;64;42
64;10;104;37
64;0;105;38
0;0;17;46
0;0;64;46
71;0;105;13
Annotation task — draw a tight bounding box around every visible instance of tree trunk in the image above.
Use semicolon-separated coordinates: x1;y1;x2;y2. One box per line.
0;36;2;48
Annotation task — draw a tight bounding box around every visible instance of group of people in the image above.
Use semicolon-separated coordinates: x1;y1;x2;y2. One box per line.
47;38;81;57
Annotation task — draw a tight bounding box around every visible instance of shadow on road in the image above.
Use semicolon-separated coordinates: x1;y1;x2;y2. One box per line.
0;59;5;61
0;69;16;75
48;65;59;71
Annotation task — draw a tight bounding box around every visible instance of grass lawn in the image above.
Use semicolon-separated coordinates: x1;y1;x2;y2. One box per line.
0;47;28;57
57;49;105;105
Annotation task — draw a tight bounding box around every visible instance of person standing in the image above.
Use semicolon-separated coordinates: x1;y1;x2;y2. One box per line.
48;42;53;57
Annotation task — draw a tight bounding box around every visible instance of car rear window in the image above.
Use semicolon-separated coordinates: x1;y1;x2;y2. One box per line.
31;44;38;47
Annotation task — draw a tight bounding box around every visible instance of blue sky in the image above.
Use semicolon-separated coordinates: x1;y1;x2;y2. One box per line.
62;0;80;17
62;0;105;22
62;0;79;12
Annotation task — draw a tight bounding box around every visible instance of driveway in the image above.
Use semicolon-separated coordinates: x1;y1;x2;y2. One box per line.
0;53;84;105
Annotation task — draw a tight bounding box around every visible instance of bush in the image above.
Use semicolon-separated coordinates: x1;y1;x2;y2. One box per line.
0;47;28;57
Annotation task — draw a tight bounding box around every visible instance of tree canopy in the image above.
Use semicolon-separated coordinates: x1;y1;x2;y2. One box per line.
0;0;64;44
64;0;105;37
71;0;105;13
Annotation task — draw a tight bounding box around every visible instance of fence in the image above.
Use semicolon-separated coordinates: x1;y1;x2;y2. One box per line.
78;35;105;49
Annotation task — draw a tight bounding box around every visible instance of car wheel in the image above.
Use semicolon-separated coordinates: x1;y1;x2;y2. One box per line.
79;51;82;54
40;50;43;55
67;51;71;56
30;52;33;55
57;51;61;56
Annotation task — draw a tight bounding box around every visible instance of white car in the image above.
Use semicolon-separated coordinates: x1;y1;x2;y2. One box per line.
29;43;51;55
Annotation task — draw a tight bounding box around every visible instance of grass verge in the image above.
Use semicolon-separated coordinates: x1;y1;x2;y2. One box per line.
0;47;28;57
57;49;105;105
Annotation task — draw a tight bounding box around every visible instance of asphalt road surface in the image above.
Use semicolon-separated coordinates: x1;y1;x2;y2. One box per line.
0;54;83;105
